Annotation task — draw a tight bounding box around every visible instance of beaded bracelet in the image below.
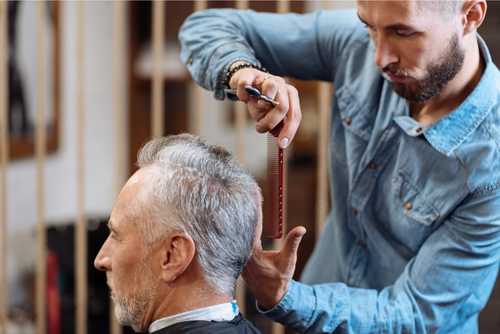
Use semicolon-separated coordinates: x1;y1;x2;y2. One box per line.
223;62;269;88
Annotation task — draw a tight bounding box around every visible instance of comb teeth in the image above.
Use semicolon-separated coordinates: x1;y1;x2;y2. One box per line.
267;127;284;239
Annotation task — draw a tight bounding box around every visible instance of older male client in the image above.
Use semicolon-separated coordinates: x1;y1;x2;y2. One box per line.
94;134;262;334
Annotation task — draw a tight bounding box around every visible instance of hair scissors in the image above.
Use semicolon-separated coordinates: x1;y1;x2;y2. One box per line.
224;85;280;108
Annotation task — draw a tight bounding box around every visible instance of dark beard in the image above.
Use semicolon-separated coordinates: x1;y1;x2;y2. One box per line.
383;33;465;104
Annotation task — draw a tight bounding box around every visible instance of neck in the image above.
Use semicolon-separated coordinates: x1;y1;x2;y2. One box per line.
411;35;485;125
138;269;232;332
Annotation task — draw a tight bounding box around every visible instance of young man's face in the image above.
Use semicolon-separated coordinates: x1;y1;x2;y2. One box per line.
94;171;159;332
357;0;465;103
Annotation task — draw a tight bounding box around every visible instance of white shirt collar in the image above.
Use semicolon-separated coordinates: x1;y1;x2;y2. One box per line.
148;301;239;333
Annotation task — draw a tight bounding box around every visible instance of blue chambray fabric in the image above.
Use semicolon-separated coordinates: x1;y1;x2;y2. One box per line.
179;8;500;334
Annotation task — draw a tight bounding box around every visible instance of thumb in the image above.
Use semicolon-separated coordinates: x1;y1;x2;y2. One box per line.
280;226;306;257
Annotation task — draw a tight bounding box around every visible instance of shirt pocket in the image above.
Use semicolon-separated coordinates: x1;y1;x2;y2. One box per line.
392;171;440;226
335;85;375;142
386;171;440;252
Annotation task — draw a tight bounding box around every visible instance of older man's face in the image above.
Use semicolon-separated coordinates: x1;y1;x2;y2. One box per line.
94;171;159;332
357;0;465;103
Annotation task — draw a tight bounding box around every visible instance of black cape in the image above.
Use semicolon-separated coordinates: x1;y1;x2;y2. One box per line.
150;313;262;334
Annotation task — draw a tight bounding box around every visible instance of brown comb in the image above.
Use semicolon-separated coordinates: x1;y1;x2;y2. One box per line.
267;120;284;239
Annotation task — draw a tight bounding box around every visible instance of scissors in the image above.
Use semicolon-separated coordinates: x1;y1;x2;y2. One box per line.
224;85;280;108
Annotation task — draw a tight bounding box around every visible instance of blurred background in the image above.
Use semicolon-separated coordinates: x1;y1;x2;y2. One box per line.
1;1;499;334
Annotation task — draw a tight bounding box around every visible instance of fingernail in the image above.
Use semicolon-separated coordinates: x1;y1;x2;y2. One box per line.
256;125;264;133
279;137;289;148
296;233;305;239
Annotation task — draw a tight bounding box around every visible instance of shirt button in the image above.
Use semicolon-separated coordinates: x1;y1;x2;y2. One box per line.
359;241;366;247
189;58;193;64
406;203;412;210
352;209;358;215
345;118;352;125
370;163;377;169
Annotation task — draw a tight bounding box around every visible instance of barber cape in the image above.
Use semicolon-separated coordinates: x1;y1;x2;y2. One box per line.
150;313;261;334
148;302;261;334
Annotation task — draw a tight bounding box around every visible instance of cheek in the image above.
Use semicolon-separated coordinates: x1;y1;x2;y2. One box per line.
111;251;142;291
400;41;428;70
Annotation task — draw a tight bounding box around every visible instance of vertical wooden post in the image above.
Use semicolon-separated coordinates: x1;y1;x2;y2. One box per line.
111;1;125;333
193;0;206;137
316;1;332;240
35;2;47;333
316;82;332;239
0;2;8;333
151;1;165;138
75;2;88;334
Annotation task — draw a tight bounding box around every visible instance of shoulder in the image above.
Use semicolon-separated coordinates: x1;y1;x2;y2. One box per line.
457;99;500;197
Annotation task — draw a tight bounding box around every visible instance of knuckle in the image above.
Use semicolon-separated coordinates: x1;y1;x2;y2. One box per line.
259;119;274;131
287;85;298;94
293;110;303;122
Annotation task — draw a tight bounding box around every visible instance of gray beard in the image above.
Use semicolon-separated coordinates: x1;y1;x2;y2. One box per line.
108;261;157;332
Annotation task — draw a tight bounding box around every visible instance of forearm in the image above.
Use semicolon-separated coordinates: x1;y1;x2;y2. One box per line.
260;280;416;334
179;9;263;100
179;9;358;99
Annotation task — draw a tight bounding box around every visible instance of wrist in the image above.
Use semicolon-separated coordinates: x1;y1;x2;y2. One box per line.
223;61;269;88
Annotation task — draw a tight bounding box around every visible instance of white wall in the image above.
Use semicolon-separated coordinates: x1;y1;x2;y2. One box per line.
4;1;128;306
6;1;126;233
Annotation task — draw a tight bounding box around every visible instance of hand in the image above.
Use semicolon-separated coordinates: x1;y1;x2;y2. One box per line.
228;62;302;149
242;192;306;310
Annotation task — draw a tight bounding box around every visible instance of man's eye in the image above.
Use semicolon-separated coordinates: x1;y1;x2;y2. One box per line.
364;24;375;31
396;31;415;38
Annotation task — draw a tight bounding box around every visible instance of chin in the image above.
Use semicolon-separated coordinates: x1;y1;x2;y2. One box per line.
114;299;144;333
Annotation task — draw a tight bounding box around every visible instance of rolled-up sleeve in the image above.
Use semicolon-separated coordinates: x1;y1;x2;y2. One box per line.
179;9;365;100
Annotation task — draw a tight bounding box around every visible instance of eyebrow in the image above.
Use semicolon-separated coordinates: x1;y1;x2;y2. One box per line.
107;220;118;235
357;13;415;31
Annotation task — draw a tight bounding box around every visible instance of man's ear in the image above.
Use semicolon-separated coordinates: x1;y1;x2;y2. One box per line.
160;233;196;283
462;0;487;36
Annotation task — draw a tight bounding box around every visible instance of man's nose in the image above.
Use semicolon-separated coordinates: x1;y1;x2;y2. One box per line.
94;237;112;271
373;34;398;69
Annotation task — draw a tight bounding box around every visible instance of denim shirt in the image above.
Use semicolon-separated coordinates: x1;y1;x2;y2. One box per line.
179;9;500;334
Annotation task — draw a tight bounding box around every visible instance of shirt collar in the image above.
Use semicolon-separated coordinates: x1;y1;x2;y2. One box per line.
394;35;499;157
148;302;239;333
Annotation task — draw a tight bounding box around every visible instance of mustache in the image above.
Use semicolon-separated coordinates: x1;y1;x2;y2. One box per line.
106;272;114;290
379;66;417;79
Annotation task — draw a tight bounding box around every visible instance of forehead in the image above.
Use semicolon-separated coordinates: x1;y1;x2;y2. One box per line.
111;171;145;230
356;0;435;28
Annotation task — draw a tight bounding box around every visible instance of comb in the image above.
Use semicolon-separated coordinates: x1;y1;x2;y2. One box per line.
267;121;284;239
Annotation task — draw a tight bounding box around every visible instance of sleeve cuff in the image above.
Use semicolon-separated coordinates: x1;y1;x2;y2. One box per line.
255;280;316;332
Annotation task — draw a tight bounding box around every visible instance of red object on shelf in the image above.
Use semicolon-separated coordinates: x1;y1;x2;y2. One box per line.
47;250;61;334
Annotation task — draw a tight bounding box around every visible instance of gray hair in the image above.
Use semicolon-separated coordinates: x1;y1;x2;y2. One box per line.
130;134;259;296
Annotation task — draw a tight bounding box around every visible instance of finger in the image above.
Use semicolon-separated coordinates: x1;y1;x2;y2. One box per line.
255;75;283;111
248;75;284;125
277;85;302;149
231;68;265;102
259;76;279;100
255;84;289;133
253;188;264;251
280;226;306;258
